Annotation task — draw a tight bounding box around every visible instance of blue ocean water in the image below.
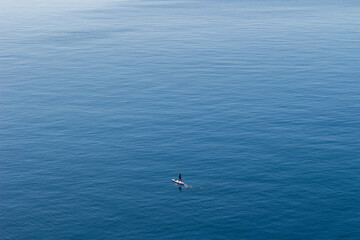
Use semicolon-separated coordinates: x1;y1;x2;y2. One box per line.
1;0;360;239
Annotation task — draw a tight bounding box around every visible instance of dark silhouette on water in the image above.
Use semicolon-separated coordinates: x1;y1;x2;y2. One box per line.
177;174;182;191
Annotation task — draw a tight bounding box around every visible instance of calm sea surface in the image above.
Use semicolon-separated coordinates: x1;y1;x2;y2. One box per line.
1;0;360;239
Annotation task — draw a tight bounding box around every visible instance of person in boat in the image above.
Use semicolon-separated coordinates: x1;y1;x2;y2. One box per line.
179;173;182;182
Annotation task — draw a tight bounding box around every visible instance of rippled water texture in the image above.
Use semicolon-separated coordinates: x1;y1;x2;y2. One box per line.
1;0;360;239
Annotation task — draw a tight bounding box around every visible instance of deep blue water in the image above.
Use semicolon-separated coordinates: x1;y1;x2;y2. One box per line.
1;0;360;239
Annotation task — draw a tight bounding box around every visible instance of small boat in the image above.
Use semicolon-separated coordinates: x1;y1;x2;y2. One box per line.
172;179;184;185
